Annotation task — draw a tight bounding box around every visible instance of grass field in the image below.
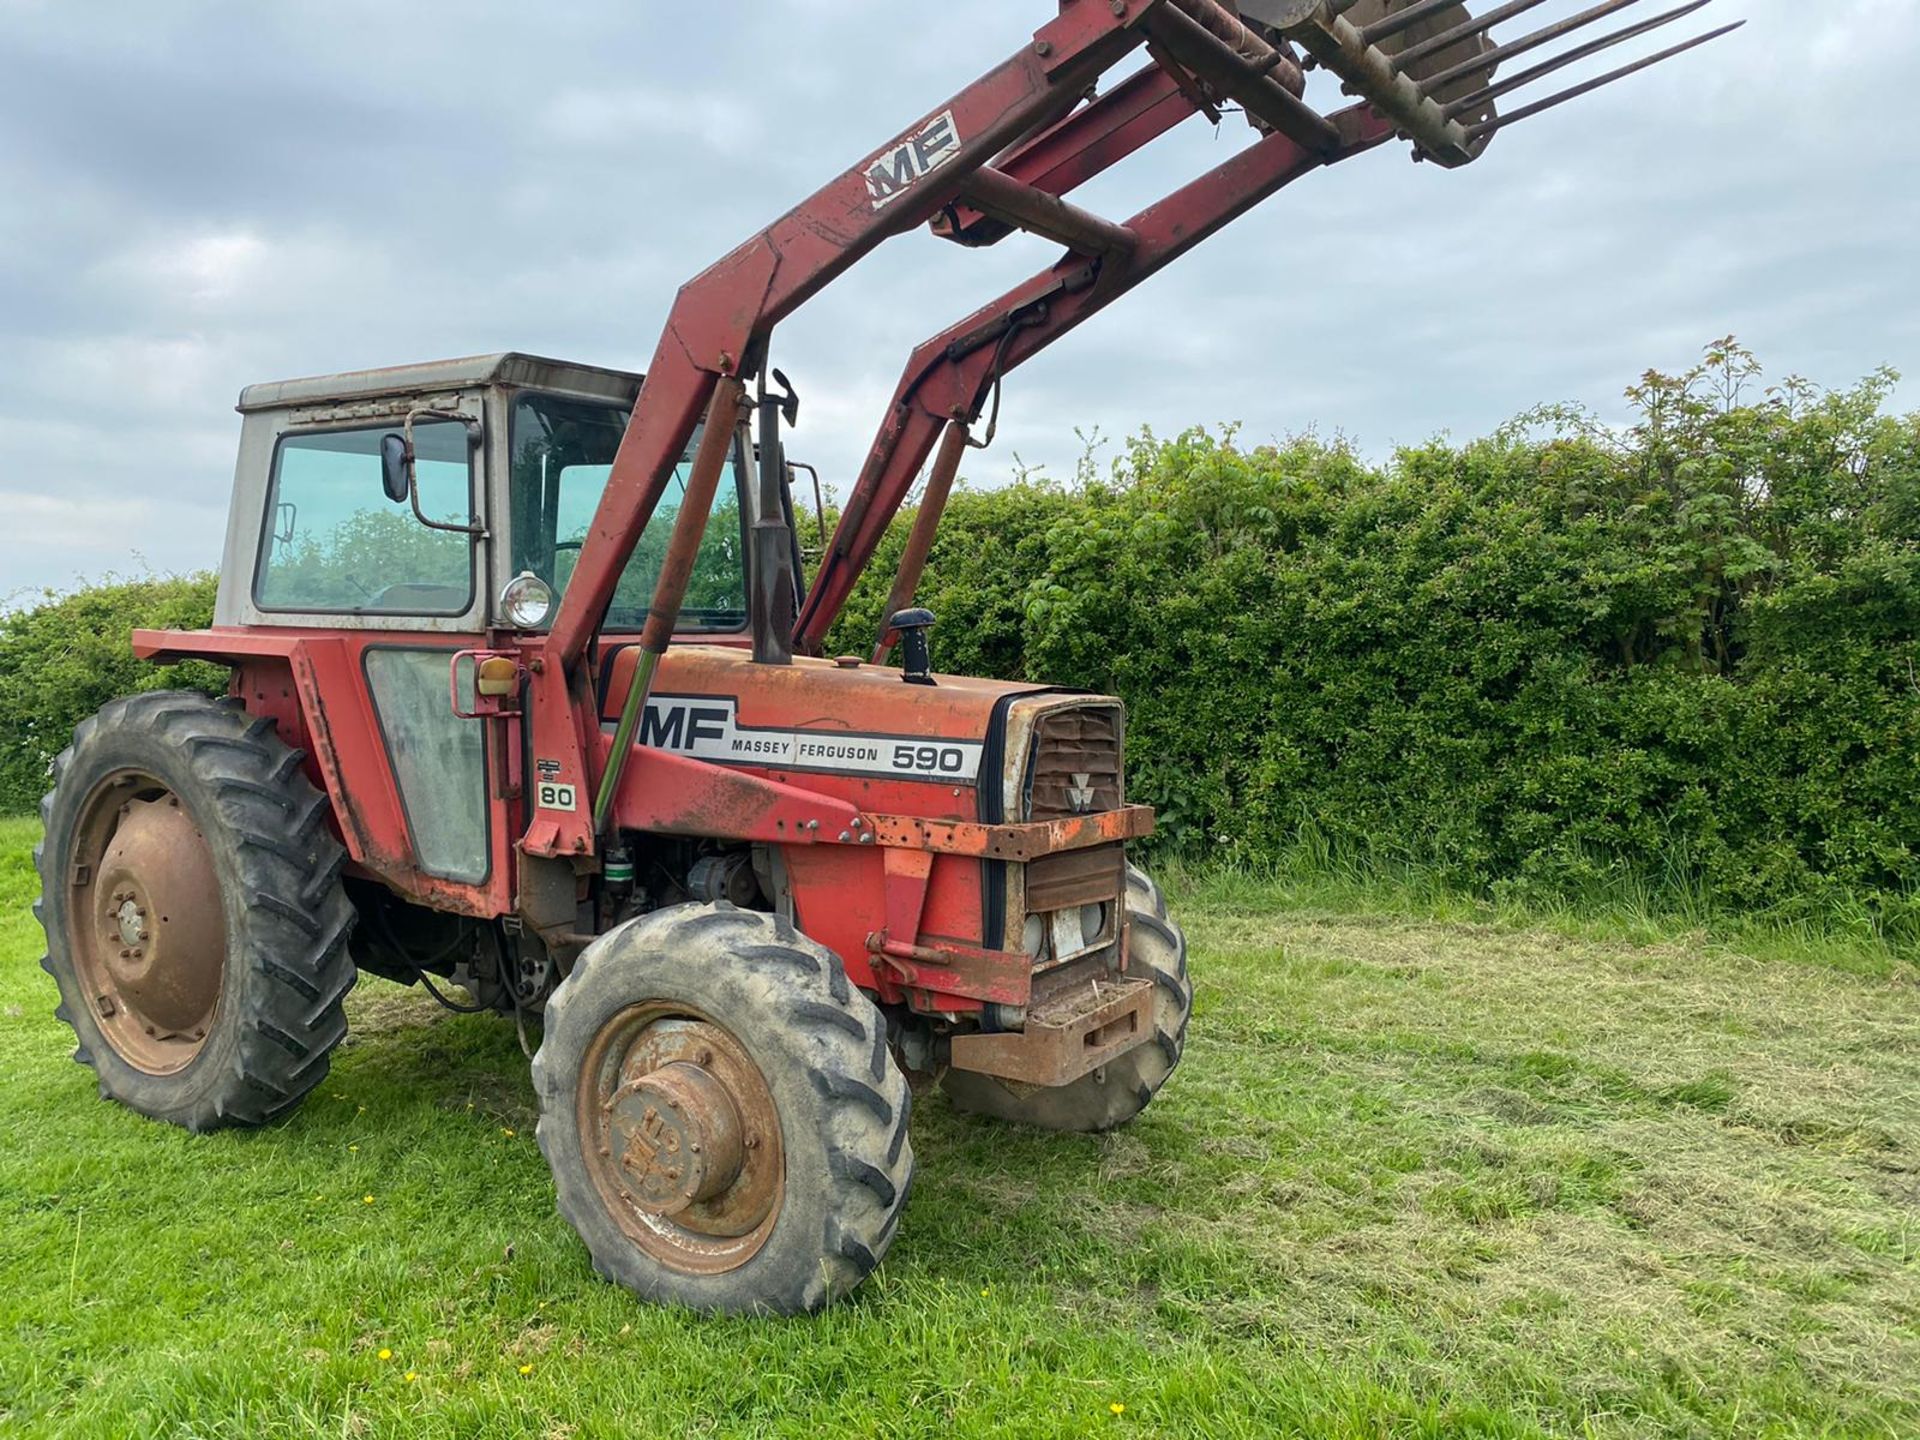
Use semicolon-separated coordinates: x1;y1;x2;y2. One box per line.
2;814;1916;1438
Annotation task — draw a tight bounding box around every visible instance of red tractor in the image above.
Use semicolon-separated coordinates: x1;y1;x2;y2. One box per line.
34;0;1735;1313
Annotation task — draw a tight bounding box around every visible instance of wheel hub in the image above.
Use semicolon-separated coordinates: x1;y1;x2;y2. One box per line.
114;897;145;948
69;780;227;1074
578;1007;784;1275
610;1060;746;1216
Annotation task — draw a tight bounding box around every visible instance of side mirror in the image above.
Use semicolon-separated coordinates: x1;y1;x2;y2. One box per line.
379;432;412;504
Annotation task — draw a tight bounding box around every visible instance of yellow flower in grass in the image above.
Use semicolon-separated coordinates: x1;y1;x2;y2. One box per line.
377;1349;392;1361
1109;1402;1126;1416
405;1371;418;1384
519;1363;534;1375
363;1194;375;1205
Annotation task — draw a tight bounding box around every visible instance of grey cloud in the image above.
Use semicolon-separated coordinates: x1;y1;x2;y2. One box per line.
1;0;1913;600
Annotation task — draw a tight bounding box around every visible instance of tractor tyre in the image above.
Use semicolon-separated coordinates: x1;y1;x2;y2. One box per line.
943;864;1190;1132
34;690;357;1131
533;903;914;1315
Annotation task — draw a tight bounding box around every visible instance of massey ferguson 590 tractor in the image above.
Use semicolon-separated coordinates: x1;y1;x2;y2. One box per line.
35;0;1735;1313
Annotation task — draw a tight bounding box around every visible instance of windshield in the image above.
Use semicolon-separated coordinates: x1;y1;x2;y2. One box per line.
508;393;748;632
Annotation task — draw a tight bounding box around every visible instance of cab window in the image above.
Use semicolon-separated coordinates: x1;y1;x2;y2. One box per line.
256;421;475;615
509;393;747;632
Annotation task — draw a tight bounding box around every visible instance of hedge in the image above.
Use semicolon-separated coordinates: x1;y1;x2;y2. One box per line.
826;344;1918;939
4;344;1913;938
0;575;224;814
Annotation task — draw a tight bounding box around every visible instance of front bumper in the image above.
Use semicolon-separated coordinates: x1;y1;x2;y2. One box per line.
948;971;1155;1086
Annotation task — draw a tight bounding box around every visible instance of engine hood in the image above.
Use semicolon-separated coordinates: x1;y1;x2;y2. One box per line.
598;644;1099;821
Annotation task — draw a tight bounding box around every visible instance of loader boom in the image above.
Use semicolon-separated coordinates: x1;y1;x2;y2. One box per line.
522;0;1739;860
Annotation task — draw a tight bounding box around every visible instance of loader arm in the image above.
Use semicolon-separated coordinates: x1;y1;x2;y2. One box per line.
521;0;1740;860
793;100;1395;654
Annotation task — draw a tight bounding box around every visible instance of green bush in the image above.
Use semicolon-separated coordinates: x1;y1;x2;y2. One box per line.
4;345;1912;942
830;343;1918;941
0;574;224;813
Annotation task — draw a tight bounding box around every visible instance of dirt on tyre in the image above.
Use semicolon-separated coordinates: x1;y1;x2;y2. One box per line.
34;690;357;1131
534;902;914;1315
942;864;1190;1132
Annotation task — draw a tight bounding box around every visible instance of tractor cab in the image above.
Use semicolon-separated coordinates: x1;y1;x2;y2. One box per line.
216;353;764;642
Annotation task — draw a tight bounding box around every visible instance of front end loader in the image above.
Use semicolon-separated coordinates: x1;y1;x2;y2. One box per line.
34;0;1738;1313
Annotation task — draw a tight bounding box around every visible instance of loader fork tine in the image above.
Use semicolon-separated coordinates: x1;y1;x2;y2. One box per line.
1389;0;1559;71
1248;0;1738;168
1441;0;1714;118
1420;0;1672;92
1461;20;1746;139
1360;0;1480;46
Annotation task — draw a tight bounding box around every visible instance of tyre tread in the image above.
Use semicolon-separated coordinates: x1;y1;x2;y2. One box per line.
534;902;913;1315
34;690;357;1132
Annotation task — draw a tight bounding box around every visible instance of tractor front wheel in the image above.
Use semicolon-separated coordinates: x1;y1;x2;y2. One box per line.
942;864;1190;1132
34;691;357;1130
533;903;914;1314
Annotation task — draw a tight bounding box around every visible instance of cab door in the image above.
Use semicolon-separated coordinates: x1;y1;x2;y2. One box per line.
247;401;510;909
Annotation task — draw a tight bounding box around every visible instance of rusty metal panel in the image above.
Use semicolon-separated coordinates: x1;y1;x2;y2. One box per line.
1024;841;1127;914
949;975;1154;1086
866;806;1153;861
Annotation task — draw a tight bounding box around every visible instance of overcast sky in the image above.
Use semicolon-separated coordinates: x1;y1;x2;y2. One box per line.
1;0;1913;602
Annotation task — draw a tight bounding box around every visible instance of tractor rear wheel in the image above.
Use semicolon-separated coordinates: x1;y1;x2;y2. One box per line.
943;864;1190;1132
533;903;914;1314
34;691;357;1130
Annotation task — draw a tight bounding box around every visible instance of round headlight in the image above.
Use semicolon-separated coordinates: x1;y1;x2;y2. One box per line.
500;571;554;629
1021;913;1046;959
1079;902;1107;944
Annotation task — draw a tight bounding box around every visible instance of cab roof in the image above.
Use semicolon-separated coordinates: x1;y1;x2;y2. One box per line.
236;352;643;414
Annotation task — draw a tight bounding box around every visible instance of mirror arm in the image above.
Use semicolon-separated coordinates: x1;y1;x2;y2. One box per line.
400;408;488;537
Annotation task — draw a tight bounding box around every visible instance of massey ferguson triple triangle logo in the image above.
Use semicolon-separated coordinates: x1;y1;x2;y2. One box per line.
866;110;961;210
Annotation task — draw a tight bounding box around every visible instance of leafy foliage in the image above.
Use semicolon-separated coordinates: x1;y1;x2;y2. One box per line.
0;574;224;811
260;508;472;612
3;345;1912;940
830;344;1919;941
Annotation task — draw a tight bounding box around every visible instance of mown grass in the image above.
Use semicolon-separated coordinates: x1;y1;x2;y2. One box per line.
2;814;1916;1439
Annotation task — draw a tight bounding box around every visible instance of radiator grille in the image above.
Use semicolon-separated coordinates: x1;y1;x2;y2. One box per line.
1025;841;1126;914
1024;705;1123;820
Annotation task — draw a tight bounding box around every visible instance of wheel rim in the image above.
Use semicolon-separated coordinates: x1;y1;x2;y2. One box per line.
67;772;227;1075
576;1003;785;1276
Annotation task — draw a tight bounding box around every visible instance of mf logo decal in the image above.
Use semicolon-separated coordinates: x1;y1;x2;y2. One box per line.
637;702;730;752
1067;772;1097;813
626;696;984;784
865;109;961;210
